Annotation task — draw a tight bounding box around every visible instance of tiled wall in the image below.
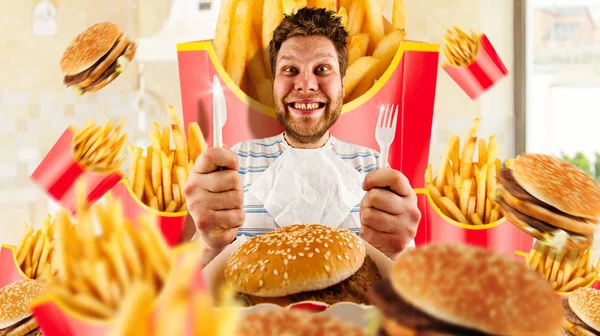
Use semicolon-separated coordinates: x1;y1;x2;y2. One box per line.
0;0;516;244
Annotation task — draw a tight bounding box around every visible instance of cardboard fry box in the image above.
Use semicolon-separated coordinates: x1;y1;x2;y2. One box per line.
30;127;123;215
442;34;509;100
413;189;534;258
514;251;600;297
202;234;393;321
0;245;28;288
31;243;207;336
176;39;439;189
110;179;186;246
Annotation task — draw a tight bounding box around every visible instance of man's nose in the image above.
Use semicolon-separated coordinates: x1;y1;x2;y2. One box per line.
294;72;318;92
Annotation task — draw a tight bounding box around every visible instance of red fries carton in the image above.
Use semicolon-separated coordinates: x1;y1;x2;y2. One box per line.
413;189;534;258
111;179;186;247
31;243;207;336
442;34;509;100
30;128;123;215
0;245;28;288
176;40;439;189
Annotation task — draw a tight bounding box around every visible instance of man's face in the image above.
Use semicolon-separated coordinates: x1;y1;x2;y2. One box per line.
273;35;343;144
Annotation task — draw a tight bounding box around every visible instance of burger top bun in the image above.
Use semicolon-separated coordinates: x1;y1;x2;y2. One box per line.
0;280;46;329
569;288;600;333
512;153;600;220
236;307;370;335
59;22;122;75
224;224;366;297
390;244;564;336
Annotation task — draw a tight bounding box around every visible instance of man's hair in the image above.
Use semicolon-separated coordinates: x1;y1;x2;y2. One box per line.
269;7;349;78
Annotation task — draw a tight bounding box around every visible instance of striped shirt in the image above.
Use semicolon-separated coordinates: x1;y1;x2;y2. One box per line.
232;133;385;236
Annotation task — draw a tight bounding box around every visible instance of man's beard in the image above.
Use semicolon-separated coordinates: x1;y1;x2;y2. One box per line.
275;92;343;145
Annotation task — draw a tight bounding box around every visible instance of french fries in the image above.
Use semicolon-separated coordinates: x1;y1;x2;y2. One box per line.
425;117;508;225
127;105;207;212
46;182;173;320
14;216;56;280
213;0;408;105
442;26;481;67
72;119;127;173
526;240;599;293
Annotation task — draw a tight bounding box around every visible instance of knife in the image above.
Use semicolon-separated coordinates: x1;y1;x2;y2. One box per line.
212;75;226;148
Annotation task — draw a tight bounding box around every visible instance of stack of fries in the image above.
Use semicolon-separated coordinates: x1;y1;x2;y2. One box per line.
425;117;508;225
110;243;240;336
527;240;600;293
72;119;127;172
127;106;206;213
442;26;481;67
44;183;173;320
14;216;56;280
213;0;408;106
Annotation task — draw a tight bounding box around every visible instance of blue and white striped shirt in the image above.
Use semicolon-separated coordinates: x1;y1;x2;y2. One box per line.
232;133;380;237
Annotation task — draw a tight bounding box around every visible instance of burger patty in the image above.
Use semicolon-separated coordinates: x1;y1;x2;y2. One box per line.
369;280;490;336
562;298;600;335
288;255;381;305
496;197;557;234
498;169;587;222
0;316;37;336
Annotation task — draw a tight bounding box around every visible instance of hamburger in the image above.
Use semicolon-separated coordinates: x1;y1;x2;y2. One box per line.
368;243;565;335
0;280;46;336
235;307;372;335
224;224;382;307
561;287;600;336
60;22;136;94
496;153;600;250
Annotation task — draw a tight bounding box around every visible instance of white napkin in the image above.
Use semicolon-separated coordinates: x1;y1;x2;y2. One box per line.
247;144;365;228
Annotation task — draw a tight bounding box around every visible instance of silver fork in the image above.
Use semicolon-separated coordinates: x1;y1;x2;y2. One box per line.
375;105;399;169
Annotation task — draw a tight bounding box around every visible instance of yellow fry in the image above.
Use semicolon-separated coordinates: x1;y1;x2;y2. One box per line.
347;0;365;38
157;185;165;211
476;163;488;220
165;200;178;213
133;157;147;201
161;125;171;154
440;197;468;223
436;136;458;191
471;213;483;225
161;152;174;207
460;137;477;179
171;124;189;166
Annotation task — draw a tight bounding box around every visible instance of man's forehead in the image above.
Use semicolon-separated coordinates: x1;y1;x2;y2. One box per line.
278;36;337;61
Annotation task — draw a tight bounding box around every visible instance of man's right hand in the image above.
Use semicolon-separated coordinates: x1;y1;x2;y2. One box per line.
183;147;245;250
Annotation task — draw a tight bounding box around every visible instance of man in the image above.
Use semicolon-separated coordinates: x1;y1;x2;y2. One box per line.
182;7;420;264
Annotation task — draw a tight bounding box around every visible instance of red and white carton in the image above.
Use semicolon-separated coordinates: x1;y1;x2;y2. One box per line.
413;188;534;259
110;179;187;247
30;127;123;215
0;245;28;288
442;34;509;100
30;243;207;336
176;38;439;190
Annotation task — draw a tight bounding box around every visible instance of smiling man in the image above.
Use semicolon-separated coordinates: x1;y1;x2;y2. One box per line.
182;7;421;265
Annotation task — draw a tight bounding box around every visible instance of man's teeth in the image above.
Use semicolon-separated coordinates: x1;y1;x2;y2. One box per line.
293;102;320;110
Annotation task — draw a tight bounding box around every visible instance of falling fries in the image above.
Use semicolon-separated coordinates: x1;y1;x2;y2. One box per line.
425;117;509;225
126;105;206;213
72;119;127;173
213;0;408;106
526;240;599;294
45;181;174;321
442;26;481;67
14;216;56;280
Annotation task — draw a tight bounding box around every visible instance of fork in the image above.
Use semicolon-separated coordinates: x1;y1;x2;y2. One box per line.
375;104;399;169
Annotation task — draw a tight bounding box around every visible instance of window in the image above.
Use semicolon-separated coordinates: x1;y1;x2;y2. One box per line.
522;0;600;182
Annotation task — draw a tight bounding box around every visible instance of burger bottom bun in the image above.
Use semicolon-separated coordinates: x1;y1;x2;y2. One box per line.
569;288;600;333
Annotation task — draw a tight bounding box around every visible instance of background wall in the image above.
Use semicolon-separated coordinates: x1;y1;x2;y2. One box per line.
0;0;515;244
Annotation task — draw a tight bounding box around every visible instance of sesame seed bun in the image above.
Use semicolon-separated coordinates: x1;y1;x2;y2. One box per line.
569;288;600;333
236;308;371;335
390;244;564;335
224;224;366;297
512;153;600;221
0;280;46;329
60;22;122;75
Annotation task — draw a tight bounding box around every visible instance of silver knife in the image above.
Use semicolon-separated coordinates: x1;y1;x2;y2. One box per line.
212;75;226;148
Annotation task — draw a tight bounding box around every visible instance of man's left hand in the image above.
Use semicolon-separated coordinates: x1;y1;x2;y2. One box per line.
359;168;421;259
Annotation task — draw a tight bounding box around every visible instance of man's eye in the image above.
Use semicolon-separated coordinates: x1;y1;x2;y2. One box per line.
285;67;297;73
316;66;329;73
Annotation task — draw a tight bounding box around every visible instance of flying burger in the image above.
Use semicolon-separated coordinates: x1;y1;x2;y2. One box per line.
236;306;372;335
496;153;600;250
60;22;136;94
0;280;46;336
224;224;382;307
368;243;564;335
562;287;600;336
